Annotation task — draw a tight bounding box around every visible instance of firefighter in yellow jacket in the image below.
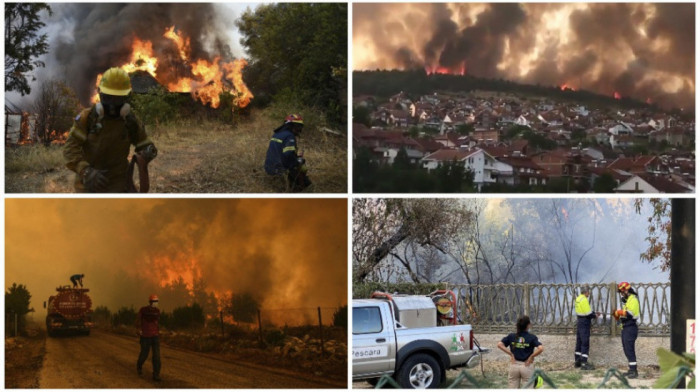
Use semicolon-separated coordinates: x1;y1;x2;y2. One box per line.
64;67;157;193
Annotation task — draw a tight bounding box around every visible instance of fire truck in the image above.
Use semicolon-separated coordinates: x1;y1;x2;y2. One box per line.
44;286;93;337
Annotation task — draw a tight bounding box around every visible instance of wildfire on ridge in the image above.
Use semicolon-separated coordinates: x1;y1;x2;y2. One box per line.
560;83;576;91
91;26;253;111
425;62;466;76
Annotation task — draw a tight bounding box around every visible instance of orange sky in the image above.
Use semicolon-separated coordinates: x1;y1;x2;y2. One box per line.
6;199;347;323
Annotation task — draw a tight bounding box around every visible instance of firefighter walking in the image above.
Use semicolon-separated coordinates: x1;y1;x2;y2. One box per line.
136;294;161;381
614;282;640;379
574;286;600;370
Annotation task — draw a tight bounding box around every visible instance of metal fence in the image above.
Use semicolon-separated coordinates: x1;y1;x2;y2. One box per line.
355;282;670;336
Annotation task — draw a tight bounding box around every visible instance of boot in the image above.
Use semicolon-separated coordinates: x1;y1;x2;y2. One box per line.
625;369;638;379
580;362;595;370
137;365;142;376
574;361;581;368
153;375;162;382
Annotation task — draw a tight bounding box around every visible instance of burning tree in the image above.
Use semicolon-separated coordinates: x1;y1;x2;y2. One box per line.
33;79;81;145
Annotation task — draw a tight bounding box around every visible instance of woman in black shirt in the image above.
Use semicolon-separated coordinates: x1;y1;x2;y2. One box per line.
497;315;545;388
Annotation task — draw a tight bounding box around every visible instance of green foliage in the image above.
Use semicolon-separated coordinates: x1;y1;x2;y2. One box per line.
92;305;111;327
654;348;695;388
112;306;137;327
522;130;557;151
593;173;618;193
634;199;671;271
5;283;33;335
353;106;372;127
264;328;287;347
455;123;474;135
129;88;186;126
5;3;51;95
236;3;347;125
168;303;205;330
353;147;475;193
227;292;260;324
332;305;347;328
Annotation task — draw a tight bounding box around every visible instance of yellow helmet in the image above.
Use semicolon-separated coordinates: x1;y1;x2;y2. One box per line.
99;67;132;96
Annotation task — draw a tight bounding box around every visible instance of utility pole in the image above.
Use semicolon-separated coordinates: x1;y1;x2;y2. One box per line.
670;199;694;388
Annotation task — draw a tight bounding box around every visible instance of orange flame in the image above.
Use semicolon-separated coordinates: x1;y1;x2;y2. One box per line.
90;26;252;110
560;83;576;91
425;62;466;76
163;26;190;61
614;91;621;100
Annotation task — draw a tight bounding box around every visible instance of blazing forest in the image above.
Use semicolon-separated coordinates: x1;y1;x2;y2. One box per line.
5;3;347;193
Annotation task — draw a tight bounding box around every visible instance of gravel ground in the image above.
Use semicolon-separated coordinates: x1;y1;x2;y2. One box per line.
353;333;666;389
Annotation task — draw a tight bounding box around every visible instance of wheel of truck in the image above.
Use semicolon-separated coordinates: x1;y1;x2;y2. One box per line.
397;353;441;389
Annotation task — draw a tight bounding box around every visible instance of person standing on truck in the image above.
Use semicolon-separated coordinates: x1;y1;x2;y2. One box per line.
497;315;545;389
136;294;161;381
613;282;640;379
574;286;600;370
70;274;84;288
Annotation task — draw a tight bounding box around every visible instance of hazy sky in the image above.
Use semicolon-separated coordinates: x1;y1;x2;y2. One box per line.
6;199;347;319
353;3;695;109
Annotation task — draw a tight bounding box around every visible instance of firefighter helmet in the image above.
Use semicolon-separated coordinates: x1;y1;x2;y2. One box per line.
617;282;631;292
284;114;304;125
99;67;132;96
149;294;159;302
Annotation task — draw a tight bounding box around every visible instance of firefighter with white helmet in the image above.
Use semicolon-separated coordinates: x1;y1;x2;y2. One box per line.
64;67;157;192
136;294;161;381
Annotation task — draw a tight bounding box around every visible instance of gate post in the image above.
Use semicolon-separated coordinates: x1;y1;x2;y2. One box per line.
523;284;530;317
610;282;618;336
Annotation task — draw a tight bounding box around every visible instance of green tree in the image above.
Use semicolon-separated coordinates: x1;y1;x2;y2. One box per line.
332;305;347;328
5;3;51;95
227;292;260;324
170;303;205;330
236;3;347;125
353;105;371;127
112;306;137;327
5;283;33;335
634;199;671;271
33;79;81;145
92;306;111;327
456;123;474;135
393;147;413;170
592;173;617;193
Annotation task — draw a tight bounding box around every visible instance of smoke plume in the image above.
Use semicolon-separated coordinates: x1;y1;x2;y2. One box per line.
36;3;241;104
6;199;347;324
353;3;695;109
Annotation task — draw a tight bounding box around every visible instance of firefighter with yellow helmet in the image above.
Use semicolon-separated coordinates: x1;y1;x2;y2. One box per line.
64;67;157;192
613;281;640;379
264;114;311;192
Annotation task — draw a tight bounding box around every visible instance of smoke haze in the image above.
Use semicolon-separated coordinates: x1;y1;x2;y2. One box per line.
12;3;248;105
6;199;347;323
353;3;695;109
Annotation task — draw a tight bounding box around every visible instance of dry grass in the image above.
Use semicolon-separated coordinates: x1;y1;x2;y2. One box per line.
5;106;347;193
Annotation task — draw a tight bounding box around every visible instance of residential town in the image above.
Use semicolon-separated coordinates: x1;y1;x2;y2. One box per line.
353;91;695;193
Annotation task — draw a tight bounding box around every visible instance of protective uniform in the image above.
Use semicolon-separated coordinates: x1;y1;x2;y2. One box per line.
574;292;596;368
64;68;156;193
264;114;311;191
137;295;161;381
264;124;299;175
620;292;640;375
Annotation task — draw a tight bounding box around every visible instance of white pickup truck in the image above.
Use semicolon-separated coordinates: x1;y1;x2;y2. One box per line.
352;292;488;388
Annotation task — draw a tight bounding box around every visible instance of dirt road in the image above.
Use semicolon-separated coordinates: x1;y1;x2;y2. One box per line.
39;330;343;388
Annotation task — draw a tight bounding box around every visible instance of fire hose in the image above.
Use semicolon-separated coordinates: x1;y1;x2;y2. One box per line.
126;153;150;193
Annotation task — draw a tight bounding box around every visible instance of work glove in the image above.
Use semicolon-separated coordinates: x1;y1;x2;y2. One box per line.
81;167;109;192
613;309;626;320
139;144;158;163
